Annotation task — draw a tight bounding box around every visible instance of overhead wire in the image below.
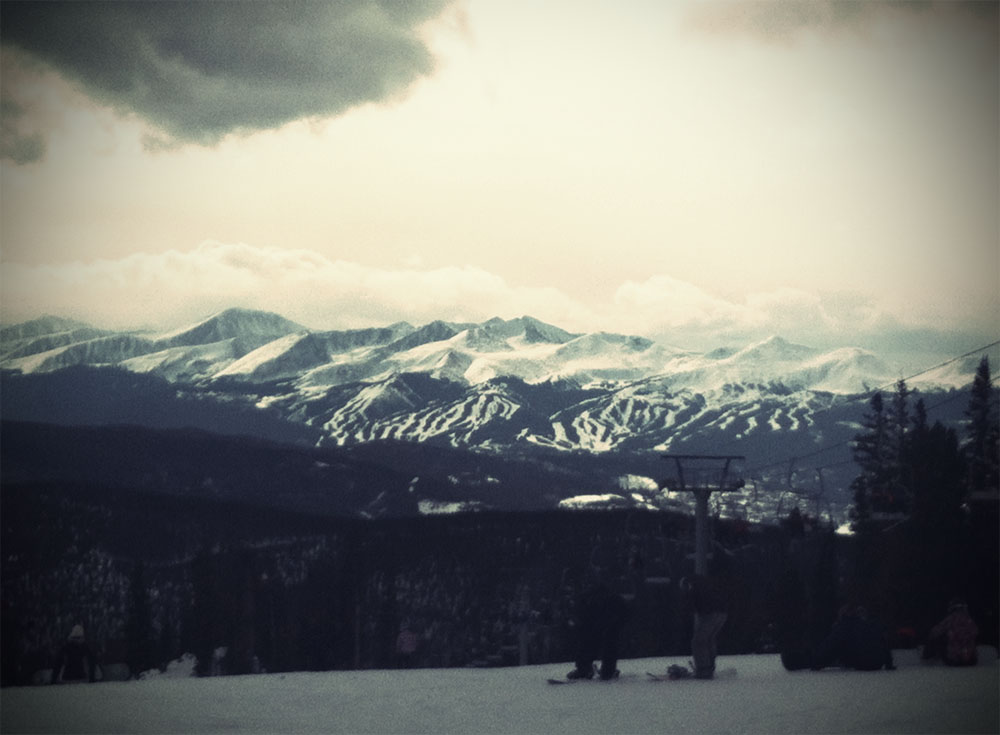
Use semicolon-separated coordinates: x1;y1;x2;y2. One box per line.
872;339;1000;395
743;338;1000;480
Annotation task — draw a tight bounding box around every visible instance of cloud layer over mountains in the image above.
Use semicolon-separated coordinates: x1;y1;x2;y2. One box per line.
1;240;987;372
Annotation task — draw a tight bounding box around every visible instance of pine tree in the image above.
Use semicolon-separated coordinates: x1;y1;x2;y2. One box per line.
909;400;965;527
884;379;912;514
965;356;999;498
850;392;891;529
963;355;1000;649
905;398;967;632
126;561;156;678
190;550;220;676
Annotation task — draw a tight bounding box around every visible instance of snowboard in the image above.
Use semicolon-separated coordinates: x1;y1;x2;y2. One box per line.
547;672;638;685
646;665;737;681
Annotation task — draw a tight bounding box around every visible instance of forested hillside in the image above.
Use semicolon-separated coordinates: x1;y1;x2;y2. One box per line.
2;361;996;685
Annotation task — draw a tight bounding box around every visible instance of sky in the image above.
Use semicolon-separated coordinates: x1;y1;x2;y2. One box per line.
1;0;997;371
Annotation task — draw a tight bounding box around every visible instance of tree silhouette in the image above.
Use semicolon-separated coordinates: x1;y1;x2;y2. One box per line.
965;356;999;498
850;392;890;529
903;399;967;633
126;562;156;678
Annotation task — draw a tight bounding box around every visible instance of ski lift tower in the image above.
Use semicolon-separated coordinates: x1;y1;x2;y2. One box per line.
660;455;745;575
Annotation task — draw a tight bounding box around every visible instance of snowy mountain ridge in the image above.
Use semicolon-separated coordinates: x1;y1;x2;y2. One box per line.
2;307;987;520
0;307;978;463
1;308;921;393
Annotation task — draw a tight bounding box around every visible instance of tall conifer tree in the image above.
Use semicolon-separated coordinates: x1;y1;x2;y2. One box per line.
126;561;156;678
850;392;889;529
965;356;999;498
885;379;912;514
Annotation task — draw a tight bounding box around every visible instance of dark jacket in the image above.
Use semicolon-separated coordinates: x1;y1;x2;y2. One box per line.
54;640;97;683
577;582;628;632
812;612;894;671
690;575;729;616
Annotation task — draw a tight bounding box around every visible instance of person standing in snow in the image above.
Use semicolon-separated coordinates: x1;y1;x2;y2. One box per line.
683;574;729;679
566;576;628;681
395;622;419;668
52;624;98;684
810;605;895;671
923;599;979;666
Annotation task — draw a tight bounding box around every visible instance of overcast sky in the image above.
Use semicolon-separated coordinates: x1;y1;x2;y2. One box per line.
1;0;996;369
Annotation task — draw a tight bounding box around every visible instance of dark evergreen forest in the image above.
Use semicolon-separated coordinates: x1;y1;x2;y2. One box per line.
0;482;789;683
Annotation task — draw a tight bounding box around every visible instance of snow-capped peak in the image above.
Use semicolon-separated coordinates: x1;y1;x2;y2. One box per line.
727;335;818;364
0;315;95;342
155;308;304;348
1;311;985;399
474;316;576;343
214;332;326;381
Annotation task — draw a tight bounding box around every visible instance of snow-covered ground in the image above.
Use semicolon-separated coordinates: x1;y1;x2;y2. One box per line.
3;650;997;734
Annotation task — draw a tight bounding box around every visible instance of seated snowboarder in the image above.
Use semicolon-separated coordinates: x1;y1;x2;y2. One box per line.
774;566;813;671
395;622;419;668
811;605;895;671
923;598;978;666
566;577;627;681
52;625;97;684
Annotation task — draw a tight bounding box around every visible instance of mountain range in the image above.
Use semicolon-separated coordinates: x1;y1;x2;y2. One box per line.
0;308;980;521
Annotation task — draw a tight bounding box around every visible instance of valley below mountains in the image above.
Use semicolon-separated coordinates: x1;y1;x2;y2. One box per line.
1;308;978;523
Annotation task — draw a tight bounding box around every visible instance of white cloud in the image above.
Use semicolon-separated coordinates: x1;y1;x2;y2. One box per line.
1;241;991;372
604;275;978;359
610;277;841;345
613;275;745;329
0;241;591;333
744;288;837;331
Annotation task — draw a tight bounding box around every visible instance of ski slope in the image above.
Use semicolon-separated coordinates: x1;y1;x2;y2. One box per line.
3;650;997;734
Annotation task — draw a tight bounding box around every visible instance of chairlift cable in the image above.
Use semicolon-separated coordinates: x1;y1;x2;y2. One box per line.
745;339;999;477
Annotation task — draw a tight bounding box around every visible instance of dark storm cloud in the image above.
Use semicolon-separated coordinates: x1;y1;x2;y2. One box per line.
685;0;997;43
0;95;46;164
0;0;453;149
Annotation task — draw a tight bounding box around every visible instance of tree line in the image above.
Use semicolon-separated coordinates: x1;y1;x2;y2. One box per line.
846;356;998;646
